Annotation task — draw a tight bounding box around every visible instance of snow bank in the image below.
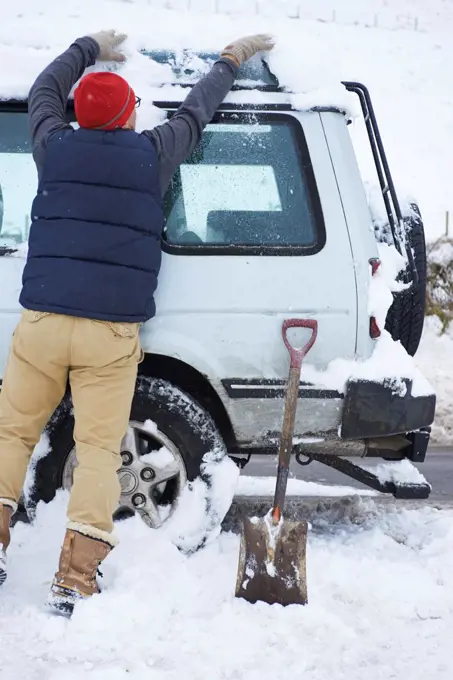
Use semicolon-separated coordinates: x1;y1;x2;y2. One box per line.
238;475;377;497
2;492;453;678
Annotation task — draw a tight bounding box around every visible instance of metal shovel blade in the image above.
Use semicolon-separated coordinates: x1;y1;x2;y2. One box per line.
235;515;308;606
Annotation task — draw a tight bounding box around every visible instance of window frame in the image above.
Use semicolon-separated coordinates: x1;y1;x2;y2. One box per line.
161;110;326;257
0;102;326;258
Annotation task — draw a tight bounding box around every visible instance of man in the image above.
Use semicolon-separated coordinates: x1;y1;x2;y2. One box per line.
0;29;274;614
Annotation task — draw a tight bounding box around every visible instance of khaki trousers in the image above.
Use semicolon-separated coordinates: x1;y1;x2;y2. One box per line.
0;310;141;534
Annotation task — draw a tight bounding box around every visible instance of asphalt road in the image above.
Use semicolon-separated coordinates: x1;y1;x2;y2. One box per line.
243;447;453;502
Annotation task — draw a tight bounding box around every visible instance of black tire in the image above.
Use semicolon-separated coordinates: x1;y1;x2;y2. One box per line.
28;376;227;519
384;203;427;356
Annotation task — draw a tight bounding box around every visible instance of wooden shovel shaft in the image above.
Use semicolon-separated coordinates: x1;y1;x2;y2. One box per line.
272;365;302;516
236;319;318;606
272;319;318;521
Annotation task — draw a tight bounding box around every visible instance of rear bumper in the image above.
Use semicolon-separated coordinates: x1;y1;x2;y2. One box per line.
222;377;435;458
341;378;436;441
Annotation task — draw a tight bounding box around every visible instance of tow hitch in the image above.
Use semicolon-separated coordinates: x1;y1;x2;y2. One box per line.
296;452;431;500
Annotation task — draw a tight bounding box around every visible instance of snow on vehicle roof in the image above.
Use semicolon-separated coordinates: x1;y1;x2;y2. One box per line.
141;49;279;89
0;0;359;119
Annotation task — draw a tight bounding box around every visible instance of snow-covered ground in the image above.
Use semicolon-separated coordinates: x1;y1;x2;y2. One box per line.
238;459;429;498
2;491;453;679
238;475;377;497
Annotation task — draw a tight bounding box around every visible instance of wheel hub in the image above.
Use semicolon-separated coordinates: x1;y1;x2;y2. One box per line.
118;469;139;495
62;421;187;529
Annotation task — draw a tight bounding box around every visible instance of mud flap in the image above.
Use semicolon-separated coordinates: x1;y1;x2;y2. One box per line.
235;515;308;606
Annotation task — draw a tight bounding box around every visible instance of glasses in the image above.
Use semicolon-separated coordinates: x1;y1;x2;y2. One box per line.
135;96;141;109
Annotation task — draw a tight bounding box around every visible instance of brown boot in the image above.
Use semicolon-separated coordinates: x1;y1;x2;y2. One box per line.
47;524;115;615
0;503;14;586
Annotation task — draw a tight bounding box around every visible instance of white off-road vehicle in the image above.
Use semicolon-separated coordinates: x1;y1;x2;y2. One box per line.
0;52;434;528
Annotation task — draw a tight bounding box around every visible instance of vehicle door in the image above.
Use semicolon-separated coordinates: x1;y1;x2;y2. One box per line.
144;108;359;442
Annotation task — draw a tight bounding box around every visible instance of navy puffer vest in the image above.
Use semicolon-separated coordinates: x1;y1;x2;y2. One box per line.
20;128;163;322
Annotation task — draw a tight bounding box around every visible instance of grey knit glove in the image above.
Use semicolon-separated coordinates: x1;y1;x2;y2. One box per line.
89;29;127;62
221;34;275;67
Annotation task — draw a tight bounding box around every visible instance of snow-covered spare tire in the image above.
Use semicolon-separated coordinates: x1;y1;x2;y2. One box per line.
378;203;427;356
27;377;238;552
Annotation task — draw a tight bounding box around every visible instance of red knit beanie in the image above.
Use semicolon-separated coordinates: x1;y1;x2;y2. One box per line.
74;72;136;130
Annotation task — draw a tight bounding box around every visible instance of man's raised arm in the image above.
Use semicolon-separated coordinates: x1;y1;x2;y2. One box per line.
28;30;126;171
143;35;275;195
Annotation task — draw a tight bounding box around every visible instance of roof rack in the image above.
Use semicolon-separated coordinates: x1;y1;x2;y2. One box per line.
342;81;417;282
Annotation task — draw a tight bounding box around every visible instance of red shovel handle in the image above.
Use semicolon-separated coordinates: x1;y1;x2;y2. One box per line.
282;319;318;369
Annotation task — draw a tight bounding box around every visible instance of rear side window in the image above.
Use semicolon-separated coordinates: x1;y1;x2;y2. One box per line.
0;111;34;246
0;109;324;255
163;114;325;255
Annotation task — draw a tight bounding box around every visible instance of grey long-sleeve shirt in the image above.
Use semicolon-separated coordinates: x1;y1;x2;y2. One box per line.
28;37;238;195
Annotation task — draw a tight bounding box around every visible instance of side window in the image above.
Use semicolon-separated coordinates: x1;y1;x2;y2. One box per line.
0;111;36;247
163;115;324;254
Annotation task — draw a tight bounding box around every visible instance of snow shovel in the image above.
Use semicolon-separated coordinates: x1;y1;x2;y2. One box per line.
235;318;318;606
